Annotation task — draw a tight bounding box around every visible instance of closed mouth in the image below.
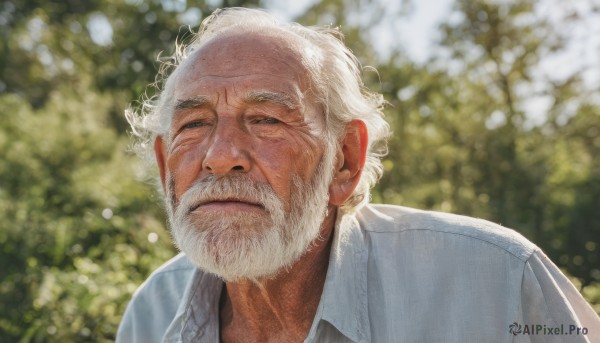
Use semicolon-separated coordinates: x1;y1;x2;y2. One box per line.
188;198;264;213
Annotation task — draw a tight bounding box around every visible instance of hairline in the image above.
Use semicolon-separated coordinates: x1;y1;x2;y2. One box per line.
160;27;329;138
129;8;390;213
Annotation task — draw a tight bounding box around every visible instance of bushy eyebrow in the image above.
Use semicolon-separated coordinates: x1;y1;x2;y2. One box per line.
243;90;298;111
174;96;211;111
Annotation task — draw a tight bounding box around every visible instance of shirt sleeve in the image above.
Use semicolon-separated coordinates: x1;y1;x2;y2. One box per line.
521;249;600;343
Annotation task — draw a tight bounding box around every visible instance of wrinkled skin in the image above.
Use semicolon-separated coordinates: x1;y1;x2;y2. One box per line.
154;30;368;343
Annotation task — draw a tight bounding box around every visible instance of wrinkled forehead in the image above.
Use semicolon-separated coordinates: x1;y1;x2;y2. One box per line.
174;29;318;89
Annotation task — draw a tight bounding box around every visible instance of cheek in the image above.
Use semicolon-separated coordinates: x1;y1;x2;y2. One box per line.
289;134;325;177
254;133;324;195
166;144;205;197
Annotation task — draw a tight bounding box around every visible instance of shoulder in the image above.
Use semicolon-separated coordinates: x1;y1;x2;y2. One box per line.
131;253;197;297
125;253;197;312
117;253;198;343
347;205;600;341
355;204;537;262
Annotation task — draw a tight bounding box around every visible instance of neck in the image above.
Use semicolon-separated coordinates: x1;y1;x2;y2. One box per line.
219;206;337;343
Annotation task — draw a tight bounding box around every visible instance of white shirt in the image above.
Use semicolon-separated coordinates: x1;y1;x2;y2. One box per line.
116;204;600;342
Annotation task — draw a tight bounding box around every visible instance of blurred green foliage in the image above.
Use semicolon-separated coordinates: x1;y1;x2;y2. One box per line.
0;0;598;341
0;84;175;341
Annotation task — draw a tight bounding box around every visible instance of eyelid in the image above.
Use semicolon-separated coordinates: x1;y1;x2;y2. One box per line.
183;121;205;128
176;120;209;134
250;116;282;124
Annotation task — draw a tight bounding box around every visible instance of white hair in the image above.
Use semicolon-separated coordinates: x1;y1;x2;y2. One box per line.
127;7;390;212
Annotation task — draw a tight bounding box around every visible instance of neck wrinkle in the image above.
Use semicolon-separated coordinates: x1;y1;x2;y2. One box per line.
219;206;337;342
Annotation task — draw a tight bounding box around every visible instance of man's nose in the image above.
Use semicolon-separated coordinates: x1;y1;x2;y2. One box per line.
202;120;251;175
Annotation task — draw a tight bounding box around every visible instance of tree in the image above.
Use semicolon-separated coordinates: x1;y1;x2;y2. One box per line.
1;1;598;341
372;0;600;300
0;1;260;341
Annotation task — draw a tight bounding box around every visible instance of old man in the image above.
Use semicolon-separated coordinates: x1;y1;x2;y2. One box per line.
117;7;599;343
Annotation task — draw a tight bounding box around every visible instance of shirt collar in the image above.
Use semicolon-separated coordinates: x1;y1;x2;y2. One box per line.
162;270;223;342
305;210;371;343
162;209;370;343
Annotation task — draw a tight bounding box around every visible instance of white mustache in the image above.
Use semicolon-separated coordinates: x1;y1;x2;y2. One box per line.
175;175;282;215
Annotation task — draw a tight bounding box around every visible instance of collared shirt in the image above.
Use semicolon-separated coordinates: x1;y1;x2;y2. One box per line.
116;204;600;342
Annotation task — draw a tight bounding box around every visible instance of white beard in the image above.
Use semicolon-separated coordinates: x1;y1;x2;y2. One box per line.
166;146;336;282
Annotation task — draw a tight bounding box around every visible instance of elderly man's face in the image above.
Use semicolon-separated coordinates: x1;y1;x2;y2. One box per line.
155;32;336;280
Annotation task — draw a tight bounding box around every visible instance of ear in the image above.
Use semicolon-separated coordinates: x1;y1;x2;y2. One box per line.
329;120;368;206
154;136;167;193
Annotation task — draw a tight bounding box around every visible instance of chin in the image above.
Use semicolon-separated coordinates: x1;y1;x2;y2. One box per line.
175;225;300;281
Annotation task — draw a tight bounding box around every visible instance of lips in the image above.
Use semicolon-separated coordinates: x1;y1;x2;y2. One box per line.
188;198;264;213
